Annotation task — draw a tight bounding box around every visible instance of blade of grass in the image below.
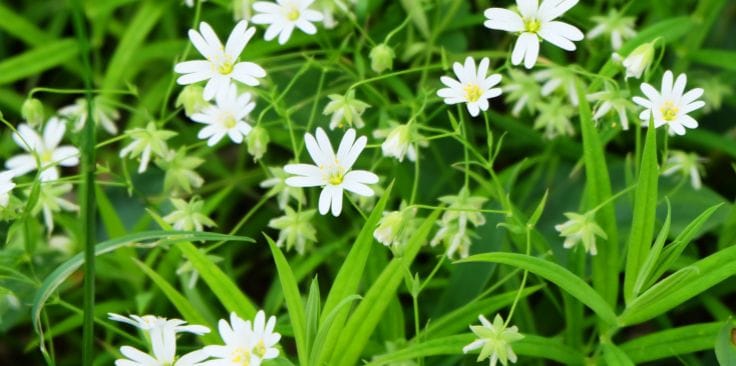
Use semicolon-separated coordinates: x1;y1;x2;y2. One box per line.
0;39;79;85
620;322;721;363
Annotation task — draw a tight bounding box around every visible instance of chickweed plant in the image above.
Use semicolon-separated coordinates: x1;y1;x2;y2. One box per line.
1;0;736;365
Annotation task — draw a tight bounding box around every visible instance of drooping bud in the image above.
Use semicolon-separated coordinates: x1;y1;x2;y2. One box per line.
615;41;654;80
247;125;270;161
369;44;395;74
21;98;45;127
176;85;208;116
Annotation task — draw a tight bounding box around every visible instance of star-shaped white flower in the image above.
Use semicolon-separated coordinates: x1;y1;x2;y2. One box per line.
484;0;584;69
437;57;503;117
0;171;16;207
200;311;281;365
251;0;324;45
6;118;79;182
190;84;255;146
59;97;121;135
175;20;266;101
632;70;705;135
463;314;524;366
284;128;378;216
587;9;636;51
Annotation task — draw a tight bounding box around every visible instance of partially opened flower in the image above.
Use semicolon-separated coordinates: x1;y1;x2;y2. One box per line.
587;88;633;130
323;90;370;130
59;97;120;135
251;310;281;360
260;166;305;210
374;122;428;163
157;149;205;195
587;9;636;50
613;41;654;80
463;314;524;366
284;128;379;216
533;97;575;139
31;182;79;233
251;0;324;45
200;310;281;365
503;69;543;116
175;21;266;100
534;66;579;106
6;118;79;182
163;197;216;232
632;70;706;135
119;122;177;173
431;187;488;259
190;84;255;146
437;57;502;117
554;211;606;255
483;0;584;69
0;171;16;207
662;150;706;190
268;206;317;254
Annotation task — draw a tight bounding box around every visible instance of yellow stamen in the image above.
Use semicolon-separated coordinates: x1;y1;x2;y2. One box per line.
287;8;300;21
253;340;267;358
218;61;234;75
463;84;482;102
222;115;237;129
231;347;251;366
660;101;679;121
524;19;541;33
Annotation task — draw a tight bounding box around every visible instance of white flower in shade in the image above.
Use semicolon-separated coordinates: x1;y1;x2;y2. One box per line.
587;88;633;130
0;171;16;207
503;69;543;116
695;76;733;113
201;311;281;365
373;204;419;253
284;128;379;216
175;21;266;101
190;84;255;146
430;187;488;259
613;41;655;80
533;97;575;139
157;149;205;195
323;90;370;130
268;206;317;254
6;118;79;182
662;150;706;190
109;314;210;366
437;57;503;117
632;70;706;136
163;197;216;232
534;66;578;106
59;97;120;135
374;122;428;163
587;9;636;50
119;122;177;173
483;0;584;69
31;183;79;234
251;0;324;45
463;314;524;366
554;211;606;255
260;166;305;210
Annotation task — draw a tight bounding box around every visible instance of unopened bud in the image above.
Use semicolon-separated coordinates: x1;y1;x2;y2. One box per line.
247;125;270;161
370;44;395;74
617;41;655;80
22;98;44;127
176;85;208;116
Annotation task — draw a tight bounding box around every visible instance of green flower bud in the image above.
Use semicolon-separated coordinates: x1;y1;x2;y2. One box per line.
247;125;270;161
369;44;395;74
21;98;45;127
176;85;208;116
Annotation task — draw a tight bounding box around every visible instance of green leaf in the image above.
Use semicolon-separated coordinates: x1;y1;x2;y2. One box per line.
602;342;635;366
715;318;736;365
527;190;548;228
620;245;736;325
309;295;362;366
0;39;79;85
304;276;321;360
0;3;52;46
689;49;736;71
633;198;671;297
315;182;393;365
576;79;619;307
624;118;658;304
620;322;721;363
330;209;441;366
399;0;430;39
459;253;617;326
265;234;308;366
133;258;219;344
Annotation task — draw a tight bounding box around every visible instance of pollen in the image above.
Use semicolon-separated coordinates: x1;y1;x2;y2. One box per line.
463;84;482;102
231;347;251;366
218;61;234;75
222;115;237;129
660;101;679;122
287;7;300;21
524;18;541;33
253;340;267;358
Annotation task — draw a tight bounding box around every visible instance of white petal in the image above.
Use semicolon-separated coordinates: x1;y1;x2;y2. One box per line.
681;101;705;114
342;135;366;170
680;88;704;106
318;186;331;215
521;33;540;69
43;117;66;150
52;146;80;167
539;21;583;51
516;0;539;19
539;0;578;21
483;8;524;32
225;20;255;59
232;62;266;86
661;70;674;99
329;186;343;216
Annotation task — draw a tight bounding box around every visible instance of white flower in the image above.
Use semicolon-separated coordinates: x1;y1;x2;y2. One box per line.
430;187;488;259
375;122;427;163
284;128;378;216
201;311;281;365
6;118;79;182
437;57;502;117
32;182;79;234
119;122;177;173
484;0;584;69
534;66;578;106
59;97;120;135
251;0;324;45
175;21;266;101
533;97;575;139
632;70;706;136
0;171;16;207
503;69;543;116
587;9;636;50
554;212;606;255
163;197;216;232
323;89;370;130
157;149;205;194
373;205;418;253
463;314;524;366
613;41;655;80
587;88;633;130
109;314;210;366
662;150;706;190
268;206;317;254
190;84;255;146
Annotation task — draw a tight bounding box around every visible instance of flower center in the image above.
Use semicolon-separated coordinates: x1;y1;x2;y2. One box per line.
286;6;300;21
253;340;267;358
463;84;482;102
222;114;237;129
231;347;251;366
218;61;234;75
524;18;541;33
660;101;679;122
40;150;54;164
323;162;345;186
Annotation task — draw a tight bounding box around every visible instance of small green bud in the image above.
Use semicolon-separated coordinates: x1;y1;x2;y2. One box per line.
21;98;44;127
175;85;208;116
618;41;655;80
247;125;270;161
369;43;395;74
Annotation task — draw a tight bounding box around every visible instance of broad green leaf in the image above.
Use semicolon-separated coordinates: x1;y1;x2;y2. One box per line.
576;79;619;307
330;209;440;366
304;276;320;359
399;0;430;39
0;39;79;85
715;318;736;365
620;322;721;363
266;235;308;366
689;49;736;72
0;3;52;46
601;342;635;366
367;334;585;365
624;119;658;304
308;295;362;366
620;245;736;325
633;198;671;297
459;253;617;326
133;259;219;344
